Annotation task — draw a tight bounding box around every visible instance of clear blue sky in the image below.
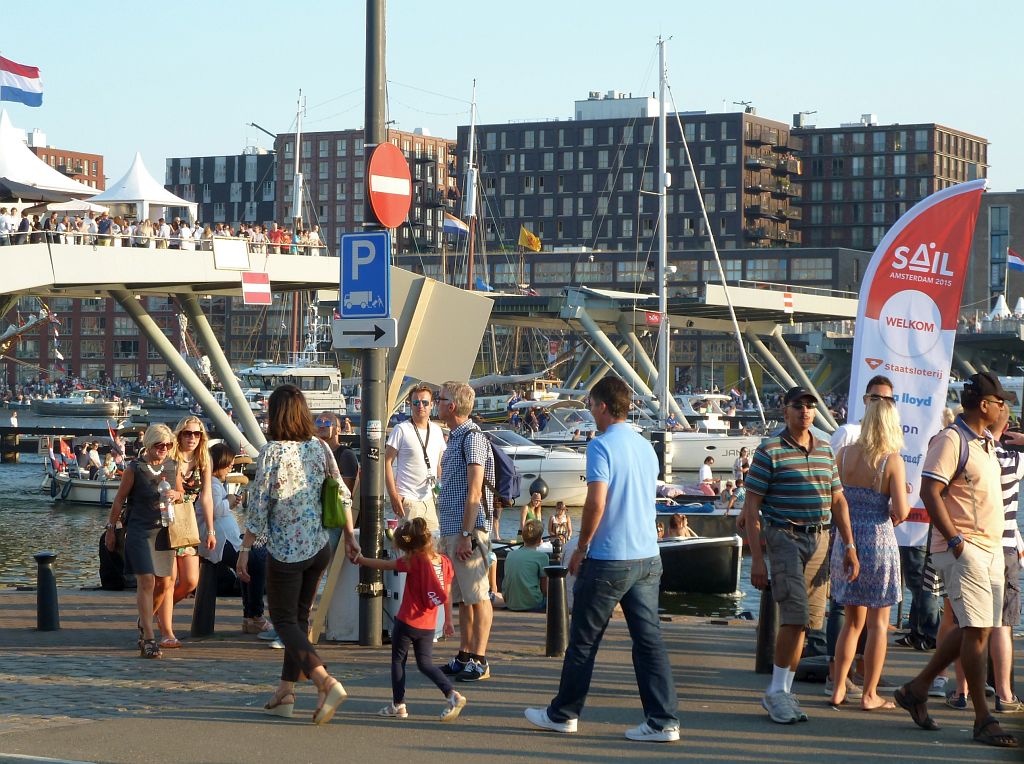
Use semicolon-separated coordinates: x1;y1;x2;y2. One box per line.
3;0;1021;189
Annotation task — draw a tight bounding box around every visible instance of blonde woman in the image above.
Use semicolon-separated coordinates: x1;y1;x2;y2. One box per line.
829;382;910;709
156;416;215;648
103;424;184;658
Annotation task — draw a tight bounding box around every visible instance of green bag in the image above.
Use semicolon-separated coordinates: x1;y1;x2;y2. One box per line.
318;438;350;529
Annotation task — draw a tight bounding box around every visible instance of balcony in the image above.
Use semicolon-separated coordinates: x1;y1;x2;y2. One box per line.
745;181;771;195
771;229;801;244
745;204;775;219
773;158;802;176
745;154;774;171
771;182;801;199
772;137;803;154
743;226;769;241
745;129;778;147
777;206;802;221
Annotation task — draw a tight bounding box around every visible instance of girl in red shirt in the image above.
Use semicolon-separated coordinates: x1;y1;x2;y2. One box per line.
355;517;466;721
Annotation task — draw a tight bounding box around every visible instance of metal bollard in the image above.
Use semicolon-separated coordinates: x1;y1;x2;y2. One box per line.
550;535;564;565
544;565;570;657
34;551;60;631
754;581;779;674
190;558;219;638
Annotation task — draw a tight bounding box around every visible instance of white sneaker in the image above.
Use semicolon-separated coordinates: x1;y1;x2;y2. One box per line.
928;676;949;698
440;691;466;722
379;702;408;719
762;691;799;724
624;722;680;742
524;707;577;733
268;638;284;649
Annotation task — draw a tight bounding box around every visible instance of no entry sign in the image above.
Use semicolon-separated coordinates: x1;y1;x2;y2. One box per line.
367;142;412;229
241;271;272;305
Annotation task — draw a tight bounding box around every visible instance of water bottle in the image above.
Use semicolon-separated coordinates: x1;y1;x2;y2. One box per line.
157;477;172;527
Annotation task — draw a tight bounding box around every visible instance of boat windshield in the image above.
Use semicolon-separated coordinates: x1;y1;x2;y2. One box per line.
487;430;537;448
547;407;595;429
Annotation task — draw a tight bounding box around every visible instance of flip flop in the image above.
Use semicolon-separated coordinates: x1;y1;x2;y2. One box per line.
894;685;939;730
973;715;1019;748
312;680;347;725
862;700;896;712
158;637;182;649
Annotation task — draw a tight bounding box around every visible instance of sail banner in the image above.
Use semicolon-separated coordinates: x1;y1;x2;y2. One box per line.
847;179;985;546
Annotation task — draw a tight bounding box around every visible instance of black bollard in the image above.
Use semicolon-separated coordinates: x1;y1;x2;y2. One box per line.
550;535;564;565
34;551;60;631
190;558;219;638
754;581;779;674
544;565;570;657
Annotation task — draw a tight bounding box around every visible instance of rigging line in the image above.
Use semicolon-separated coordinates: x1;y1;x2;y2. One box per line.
304;103;363;125
389;96;467;118
387;79;473;105
308;87;364;110
667;81;766;426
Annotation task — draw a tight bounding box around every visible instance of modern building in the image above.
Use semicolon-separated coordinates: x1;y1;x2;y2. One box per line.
26;128;104;190
395;245;868;388
272;127;457;256
455;94;804;265
965;189;1024;310
792;114;988;250
165;147;276;228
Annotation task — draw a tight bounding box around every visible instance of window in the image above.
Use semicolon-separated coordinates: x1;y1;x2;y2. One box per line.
914;154;930;173
582;174;593;193
703;146;715;165
576;260;613;281
493;263;519;285
621;172;633;192
543;198;554;217
851;181;865;200
543;152;554;171
703;192;716;212
534;262;570;283
214;156;226;183
319;161;328;180
831;158;845;175
524;130;534;149
724;145;737;164
668;259;699;282
852;132;865;151
582;127;594;146
851;157;864;177
810;205;823;224
561;152;574;170
893;131;906;151
809;181;823;202
872;156;885;176
747;258;785;281
893;155;906;175
830;181;844;201
724;192;737;212
683;123;695;142
831;134;845;153
723;260;742;281
914;129;929;150
616;261;653;282
872;179;885;199
791;258;833;280
810;135;823;154
872;132;885;152
622;219;633;238
831;204;843;224
872;202;886;223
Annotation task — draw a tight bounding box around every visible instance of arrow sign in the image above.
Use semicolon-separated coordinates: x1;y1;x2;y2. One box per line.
331;317;398;349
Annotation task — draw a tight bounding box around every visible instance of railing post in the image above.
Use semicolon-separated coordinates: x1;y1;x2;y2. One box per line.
34;551;60;631
544;565;570;658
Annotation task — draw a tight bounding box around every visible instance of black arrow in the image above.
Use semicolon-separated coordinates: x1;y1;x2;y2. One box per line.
342;324;385;341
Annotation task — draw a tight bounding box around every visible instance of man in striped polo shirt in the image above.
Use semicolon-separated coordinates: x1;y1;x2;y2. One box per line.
740;386;859;724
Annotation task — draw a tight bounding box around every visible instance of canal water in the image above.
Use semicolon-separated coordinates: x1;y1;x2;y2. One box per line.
0;460;755;618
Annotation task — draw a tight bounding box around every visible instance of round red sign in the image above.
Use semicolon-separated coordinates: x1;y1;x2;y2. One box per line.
366;142;413;229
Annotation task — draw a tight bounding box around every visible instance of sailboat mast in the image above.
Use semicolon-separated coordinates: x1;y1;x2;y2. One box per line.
293;90;305;230
464;79;478;290
656;39;671;421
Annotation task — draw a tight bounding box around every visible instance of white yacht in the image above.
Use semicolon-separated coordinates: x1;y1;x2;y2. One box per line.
235;362;347;415
485;428;588;506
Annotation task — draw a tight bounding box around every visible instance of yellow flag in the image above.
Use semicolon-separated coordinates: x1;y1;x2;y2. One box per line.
518;225;542;252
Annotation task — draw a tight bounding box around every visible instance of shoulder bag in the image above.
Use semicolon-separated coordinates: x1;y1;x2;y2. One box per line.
318;438;351;529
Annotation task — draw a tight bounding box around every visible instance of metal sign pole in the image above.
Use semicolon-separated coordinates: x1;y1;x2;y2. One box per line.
357;0;387;647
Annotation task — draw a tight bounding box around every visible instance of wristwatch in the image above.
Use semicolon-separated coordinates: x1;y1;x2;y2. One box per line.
947;534;964;550
460;530;472;538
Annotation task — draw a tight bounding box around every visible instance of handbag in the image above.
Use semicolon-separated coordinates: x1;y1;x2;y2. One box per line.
318;439;350;529
167;499;201;548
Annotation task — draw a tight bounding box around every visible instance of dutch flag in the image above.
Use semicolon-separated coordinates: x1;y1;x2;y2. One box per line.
0;55;43;107
442;212;469;235
1009;247;1024;273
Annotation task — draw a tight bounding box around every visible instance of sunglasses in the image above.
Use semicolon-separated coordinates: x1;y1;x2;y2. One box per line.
314;418;334;426
180;430;203;438
153;442;173;451
410;400;432;407
788;402;816;411
864;394;896;404
983;398;1007;408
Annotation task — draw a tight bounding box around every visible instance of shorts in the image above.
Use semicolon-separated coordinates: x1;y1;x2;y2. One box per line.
763;524;829;630
401;496;439;534
1003;547;1021;628
932;543;1004;629
439;529;491;606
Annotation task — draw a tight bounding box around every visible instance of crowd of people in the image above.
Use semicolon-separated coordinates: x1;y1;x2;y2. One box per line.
0;207;325;255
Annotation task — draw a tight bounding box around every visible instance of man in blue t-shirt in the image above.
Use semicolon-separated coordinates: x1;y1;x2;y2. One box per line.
525;377;679;743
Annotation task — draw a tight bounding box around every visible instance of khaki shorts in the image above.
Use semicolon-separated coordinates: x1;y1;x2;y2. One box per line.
1004;548;1021;628
440;529;491;606
401;496;439;533
763;524;829;630
934;543;1004;629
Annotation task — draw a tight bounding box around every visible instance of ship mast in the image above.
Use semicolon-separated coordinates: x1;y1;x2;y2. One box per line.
656;39;671;422
464;80;478;290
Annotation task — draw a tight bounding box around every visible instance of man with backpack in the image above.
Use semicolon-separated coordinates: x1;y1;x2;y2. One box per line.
435;380;495;683
895;372;1018;748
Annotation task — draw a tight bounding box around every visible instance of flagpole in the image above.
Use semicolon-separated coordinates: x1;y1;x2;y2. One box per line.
1005;244;1010;306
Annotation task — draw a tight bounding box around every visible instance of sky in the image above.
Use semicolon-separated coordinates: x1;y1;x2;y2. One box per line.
3;0;1022;190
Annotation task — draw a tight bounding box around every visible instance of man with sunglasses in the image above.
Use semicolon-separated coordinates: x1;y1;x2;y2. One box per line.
740;386;859;724
895;372;1018;748
385;385;445;533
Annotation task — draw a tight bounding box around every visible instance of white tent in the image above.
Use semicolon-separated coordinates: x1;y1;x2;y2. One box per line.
88;152;197;222
25;199;109;215
0;110;96;196
987;293;1011;320
1014;297;1024;316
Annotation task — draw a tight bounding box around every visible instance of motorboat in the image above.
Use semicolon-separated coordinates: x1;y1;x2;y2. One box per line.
662;430;763;474
41;459;121;506
485;428;588;506
674;393;738;432
236;362;347;415
30;389;125;417
656;535;743;595
513;399;597;445
655;499;740;541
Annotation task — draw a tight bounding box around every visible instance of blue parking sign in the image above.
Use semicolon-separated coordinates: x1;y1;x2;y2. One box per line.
340;231;391;319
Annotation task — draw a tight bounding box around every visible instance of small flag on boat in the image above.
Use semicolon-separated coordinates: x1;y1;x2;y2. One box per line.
518;225;541;252
1008;247;1024;273
442;212;469;235
0;55;43;107
241;271;272;306
54;348;63;360
731;387;742;398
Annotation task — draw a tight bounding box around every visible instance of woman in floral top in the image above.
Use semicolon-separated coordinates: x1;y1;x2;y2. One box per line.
238;384;359;725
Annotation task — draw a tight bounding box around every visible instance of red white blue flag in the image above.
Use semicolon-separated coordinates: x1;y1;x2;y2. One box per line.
1008;247;1024;273
0;56;43;107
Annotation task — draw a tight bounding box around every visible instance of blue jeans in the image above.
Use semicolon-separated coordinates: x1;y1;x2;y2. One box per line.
899;545;939;641
546;556;679;730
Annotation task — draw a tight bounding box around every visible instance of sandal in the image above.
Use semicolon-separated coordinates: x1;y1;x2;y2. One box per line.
264;691;296;719
158;637;181;649
893;685;939;730
312;678;347;725
140;639;163;659
973;715;1019;748
136;618;144;648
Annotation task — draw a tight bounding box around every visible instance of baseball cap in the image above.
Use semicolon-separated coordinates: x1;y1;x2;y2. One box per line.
964;372;1010;401
783;386;820;405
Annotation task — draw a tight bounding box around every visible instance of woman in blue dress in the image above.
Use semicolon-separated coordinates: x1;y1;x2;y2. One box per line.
829;393;910;710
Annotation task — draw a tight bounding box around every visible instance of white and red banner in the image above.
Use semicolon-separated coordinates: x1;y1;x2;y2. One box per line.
848;179;985;546
241;271;272;306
